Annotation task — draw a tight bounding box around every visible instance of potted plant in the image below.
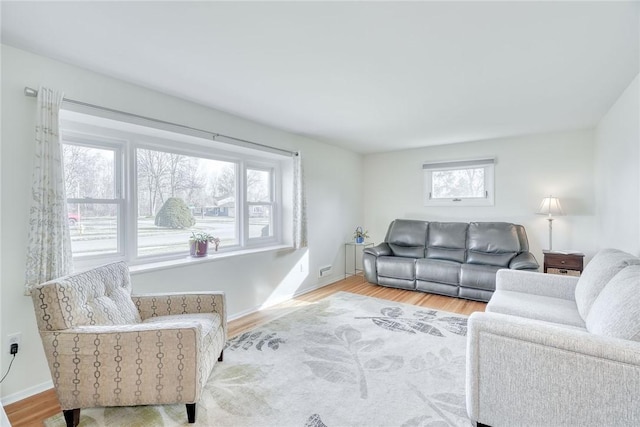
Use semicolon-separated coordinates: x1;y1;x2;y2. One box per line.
189;232;221;257
353;226;369;244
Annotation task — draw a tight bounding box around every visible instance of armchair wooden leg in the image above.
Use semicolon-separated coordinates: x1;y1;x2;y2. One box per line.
63;408;80;427
186;403;197;423
218;350;224;362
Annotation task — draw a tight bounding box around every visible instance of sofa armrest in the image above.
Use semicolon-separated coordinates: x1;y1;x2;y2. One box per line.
495;269;578;300
508;252;539;270
363;243;392;257
466;311;640;425
40;323;205;409
132;292;227;334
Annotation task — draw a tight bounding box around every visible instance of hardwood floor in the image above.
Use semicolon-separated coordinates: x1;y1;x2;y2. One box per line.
4;276;486;426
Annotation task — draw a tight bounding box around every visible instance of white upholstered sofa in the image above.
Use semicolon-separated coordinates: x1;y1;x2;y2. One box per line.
466;248;640;426
30;262;227;426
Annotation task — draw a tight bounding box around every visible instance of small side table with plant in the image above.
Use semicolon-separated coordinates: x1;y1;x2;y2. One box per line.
189;232;221;257
346;226;373;281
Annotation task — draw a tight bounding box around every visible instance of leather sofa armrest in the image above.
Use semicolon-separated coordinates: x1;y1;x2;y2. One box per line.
364;242;392;257
509;252;539;270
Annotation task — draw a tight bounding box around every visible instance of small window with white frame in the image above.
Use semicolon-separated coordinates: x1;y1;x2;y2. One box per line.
423;158;495;206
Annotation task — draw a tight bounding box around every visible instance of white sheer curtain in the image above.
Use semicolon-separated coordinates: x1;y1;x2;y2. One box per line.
24;87;73;294
293;152;308;249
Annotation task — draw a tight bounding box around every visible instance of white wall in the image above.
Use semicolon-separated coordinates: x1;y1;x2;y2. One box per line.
363;130;597;264
594;74;640;255
0;32;4;420
0;45;363;401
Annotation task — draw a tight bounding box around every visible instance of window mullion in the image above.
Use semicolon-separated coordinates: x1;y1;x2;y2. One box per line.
239;161;247;247
125;141;136;261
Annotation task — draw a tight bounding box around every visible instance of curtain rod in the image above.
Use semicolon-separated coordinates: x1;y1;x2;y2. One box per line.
23;87;298;157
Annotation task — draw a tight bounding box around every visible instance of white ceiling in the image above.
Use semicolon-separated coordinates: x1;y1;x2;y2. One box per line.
2;1;638;154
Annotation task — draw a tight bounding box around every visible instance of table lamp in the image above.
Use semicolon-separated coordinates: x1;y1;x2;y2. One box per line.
537;195;564;251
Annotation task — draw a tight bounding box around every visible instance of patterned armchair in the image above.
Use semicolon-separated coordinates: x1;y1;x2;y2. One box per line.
30;262;227;427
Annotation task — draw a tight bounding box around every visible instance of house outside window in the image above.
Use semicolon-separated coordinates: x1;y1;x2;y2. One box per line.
423;158;495;206
134;146;240;258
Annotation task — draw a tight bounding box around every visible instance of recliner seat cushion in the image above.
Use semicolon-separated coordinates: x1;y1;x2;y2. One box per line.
426;222;468;263
585;265;640;341
377;256;416;280
466;223;519;267
460;264;501;290
575;248;640;319
387;219;428;258
416;259;461;286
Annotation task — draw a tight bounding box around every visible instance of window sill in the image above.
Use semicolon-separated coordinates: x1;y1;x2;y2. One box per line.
129;244;293;275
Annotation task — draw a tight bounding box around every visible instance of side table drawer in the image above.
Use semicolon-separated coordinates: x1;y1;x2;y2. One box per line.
544;254;582;270
543;251;584;276
547;267;581;277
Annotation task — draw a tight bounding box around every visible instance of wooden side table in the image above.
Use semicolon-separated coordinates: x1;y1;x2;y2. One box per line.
543;251;585;276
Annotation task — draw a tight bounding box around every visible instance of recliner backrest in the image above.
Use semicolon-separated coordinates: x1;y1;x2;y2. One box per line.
466;222;519;267
426;222;468;263
514;224;529;252
386;219;428;258
31;261;141;331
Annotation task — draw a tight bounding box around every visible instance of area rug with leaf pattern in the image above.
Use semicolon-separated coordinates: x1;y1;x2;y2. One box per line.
45;291;472;427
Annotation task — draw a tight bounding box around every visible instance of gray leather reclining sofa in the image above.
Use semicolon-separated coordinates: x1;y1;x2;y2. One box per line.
363;219;539;302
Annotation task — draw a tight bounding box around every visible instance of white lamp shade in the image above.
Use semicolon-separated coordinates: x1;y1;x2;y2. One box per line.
537;196;564;216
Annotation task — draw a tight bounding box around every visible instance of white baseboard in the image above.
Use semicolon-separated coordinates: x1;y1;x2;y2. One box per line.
1;405;10;427
2;276;343;406
1;379;53;406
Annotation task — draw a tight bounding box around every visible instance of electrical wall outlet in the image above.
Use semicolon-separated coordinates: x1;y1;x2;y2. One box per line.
8;332;21;355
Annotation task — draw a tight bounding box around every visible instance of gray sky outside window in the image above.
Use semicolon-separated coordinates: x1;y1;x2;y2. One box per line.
247;169;271;203
432;168;485;199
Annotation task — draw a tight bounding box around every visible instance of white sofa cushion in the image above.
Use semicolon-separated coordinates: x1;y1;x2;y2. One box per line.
586;265;640;341
143;313;223;346
575;249;640;320
487;290;585;328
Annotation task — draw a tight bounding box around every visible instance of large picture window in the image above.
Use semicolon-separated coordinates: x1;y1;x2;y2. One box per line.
135;147;239;257
423;158;495;206
60;110;285;267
